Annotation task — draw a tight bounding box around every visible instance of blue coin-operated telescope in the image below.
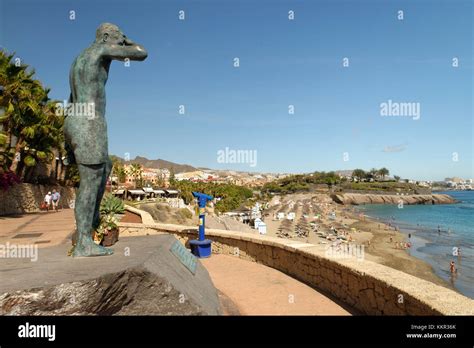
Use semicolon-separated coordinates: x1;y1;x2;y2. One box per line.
189;192;213;258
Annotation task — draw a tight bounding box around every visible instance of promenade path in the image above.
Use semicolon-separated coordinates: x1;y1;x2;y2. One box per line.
202;254;351;315
0;209;75;247
0;211;353;315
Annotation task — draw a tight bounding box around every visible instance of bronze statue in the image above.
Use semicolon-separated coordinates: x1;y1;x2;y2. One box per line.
64;23;147;257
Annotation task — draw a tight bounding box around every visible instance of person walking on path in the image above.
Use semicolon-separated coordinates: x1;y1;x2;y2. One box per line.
51;189;61;212
44;192;52;211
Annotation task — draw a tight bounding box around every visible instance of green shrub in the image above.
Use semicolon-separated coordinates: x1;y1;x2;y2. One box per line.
100;194;125;215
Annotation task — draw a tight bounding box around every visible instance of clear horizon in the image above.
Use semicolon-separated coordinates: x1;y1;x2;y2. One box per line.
1;0;472;181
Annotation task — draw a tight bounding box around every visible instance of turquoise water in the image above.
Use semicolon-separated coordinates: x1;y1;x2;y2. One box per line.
357;191;474;299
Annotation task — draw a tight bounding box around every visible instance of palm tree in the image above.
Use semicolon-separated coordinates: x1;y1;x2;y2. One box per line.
169;168;176;186
110;156;126;184
0;51;28;171
0;92;8;167
116;166;126;184
0;50;63;178
369;168;378;181
351;169;366;181
378;167;390;180
127;163;143;189
156;171;166;187
21;98;64;181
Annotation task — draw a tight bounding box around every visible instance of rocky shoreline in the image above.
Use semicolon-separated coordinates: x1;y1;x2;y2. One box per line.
331;193;456;205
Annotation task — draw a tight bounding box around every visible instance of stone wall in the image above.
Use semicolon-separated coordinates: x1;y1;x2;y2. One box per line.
0;183;76;215
119;209;474;316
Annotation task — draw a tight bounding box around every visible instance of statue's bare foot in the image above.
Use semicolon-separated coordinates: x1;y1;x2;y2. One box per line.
72;241;114;257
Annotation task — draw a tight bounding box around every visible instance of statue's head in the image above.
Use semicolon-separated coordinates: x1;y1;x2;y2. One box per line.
94;23;148;61
95;23;126;45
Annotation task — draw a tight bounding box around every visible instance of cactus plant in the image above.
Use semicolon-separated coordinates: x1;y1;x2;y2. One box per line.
100;193;125;215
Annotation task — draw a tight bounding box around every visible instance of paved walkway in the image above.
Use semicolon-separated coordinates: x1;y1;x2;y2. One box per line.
201;254;352;315
0;210;75;247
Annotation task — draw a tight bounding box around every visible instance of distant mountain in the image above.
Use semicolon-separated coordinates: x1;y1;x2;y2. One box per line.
112;155;197;173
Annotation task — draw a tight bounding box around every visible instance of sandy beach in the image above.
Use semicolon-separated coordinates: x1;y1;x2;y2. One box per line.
260;193;452;290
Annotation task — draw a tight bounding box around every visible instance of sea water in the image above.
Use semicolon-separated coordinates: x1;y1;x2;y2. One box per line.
357;191;474;299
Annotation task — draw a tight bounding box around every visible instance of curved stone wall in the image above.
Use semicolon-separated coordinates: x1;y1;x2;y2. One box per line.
119;209;474;315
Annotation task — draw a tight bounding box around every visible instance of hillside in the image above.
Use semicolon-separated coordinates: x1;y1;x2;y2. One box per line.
112;155;197;173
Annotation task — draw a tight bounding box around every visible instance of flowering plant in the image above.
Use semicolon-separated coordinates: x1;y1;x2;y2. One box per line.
94;214;119;243
0;170;21;190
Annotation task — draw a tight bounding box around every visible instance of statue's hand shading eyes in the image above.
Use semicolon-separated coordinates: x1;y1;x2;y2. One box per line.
102;35;148;61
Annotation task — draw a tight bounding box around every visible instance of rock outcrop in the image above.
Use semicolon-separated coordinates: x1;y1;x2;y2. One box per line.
0;235;222;315
331;193;456;205
0;267;205;315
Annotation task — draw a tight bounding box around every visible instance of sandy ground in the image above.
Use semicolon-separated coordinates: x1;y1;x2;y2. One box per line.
260;193;452;289
137;202;197;225
201;254;352;315
206;215;256;233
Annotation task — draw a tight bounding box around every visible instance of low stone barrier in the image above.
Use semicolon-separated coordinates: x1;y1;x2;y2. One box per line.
123;204;154;224
119;208;474;315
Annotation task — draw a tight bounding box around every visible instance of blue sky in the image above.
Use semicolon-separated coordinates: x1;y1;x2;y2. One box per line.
0;0;472;180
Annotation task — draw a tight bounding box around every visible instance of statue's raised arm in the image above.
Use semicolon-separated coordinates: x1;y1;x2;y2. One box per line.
100;35;148;61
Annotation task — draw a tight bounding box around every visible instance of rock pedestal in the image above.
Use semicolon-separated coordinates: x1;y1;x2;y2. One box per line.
0;235;222;315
